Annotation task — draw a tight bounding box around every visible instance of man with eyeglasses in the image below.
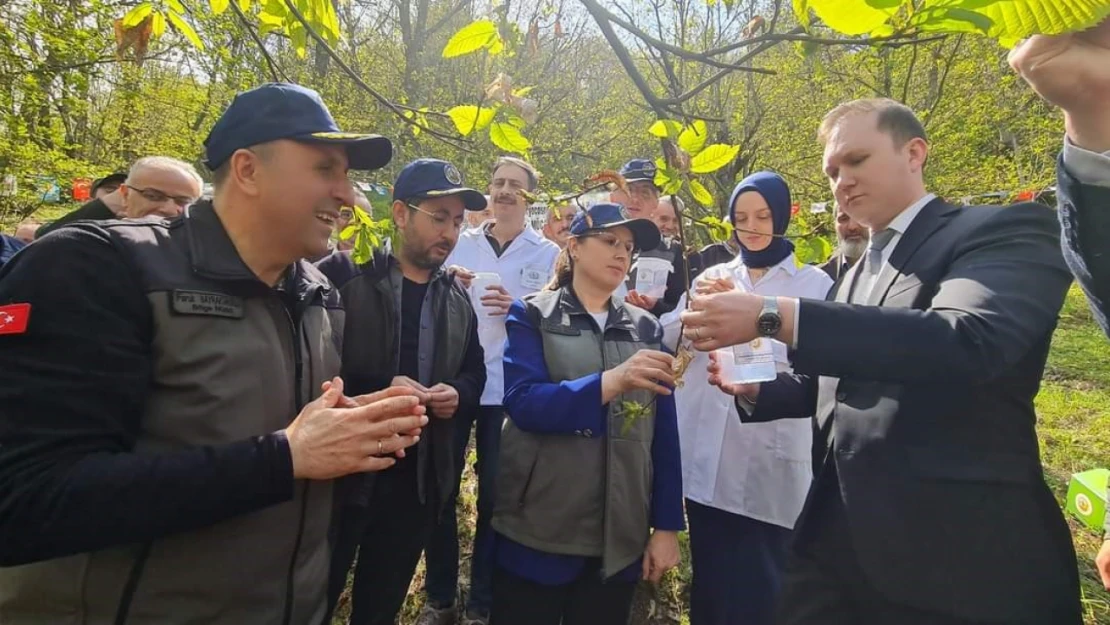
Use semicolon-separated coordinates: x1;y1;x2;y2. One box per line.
118;156;203;219
34;159;201;239
610;159;688;317
317;158;487;625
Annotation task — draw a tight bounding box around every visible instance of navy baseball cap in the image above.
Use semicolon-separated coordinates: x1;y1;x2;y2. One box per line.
568;202;660;251
203;83;392;171
393;159;486;211
619;159;659;185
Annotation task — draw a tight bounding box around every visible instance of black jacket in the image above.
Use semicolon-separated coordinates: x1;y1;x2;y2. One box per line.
34;198;116;239
746;199;1081;623
316;248;485;512
1056;155;1110;537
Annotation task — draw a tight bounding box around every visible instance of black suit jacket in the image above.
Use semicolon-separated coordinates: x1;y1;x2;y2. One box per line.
747;198;1081;623
1057;156;1110;538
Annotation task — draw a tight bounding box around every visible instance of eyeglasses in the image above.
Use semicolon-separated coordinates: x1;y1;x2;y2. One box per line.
126;185;197;208
580;231;637;255
408;203;464;231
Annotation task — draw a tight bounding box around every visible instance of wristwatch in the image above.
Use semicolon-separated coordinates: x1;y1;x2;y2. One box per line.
756;296;782;337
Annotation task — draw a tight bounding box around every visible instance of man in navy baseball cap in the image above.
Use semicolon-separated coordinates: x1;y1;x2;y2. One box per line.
203;82;395;269
611;158;661;220
609;158;686;317
204;82;392;171
316;158;488;625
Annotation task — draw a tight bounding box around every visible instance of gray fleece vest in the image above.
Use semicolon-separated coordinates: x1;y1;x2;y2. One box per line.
492;287;661;578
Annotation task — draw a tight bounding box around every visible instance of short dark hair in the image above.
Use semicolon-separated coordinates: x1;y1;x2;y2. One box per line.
490;156;538;191
819;98;927;147
210;142;273;189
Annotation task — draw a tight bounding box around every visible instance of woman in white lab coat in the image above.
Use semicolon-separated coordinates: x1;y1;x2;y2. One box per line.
661;172;832;625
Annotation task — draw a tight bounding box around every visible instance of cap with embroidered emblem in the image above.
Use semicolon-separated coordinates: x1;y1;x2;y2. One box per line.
619;159;658;185
568;202;660;251
203;82;392;171
393;159;486;211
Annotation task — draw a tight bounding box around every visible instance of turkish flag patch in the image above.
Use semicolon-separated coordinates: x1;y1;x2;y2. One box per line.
0;303;31;335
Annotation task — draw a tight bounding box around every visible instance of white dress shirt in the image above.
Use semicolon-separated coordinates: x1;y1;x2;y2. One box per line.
445;222;560;406
791;193;936;345
661;254;833;528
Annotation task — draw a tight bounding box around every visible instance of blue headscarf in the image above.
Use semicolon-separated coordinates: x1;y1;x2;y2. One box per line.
727;171;795;269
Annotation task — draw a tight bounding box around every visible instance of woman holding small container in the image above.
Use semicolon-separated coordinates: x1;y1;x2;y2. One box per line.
490;202;684;625
660;172;833;625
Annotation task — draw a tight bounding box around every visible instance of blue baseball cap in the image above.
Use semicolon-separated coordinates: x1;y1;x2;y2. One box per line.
619;159;659;185
568;202;660;251
393;159;486;211
203;83;393;171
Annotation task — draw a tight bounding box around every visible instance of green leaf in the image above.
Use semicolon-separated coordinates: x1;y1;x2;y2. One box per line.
689;179;714;207
238;0;252;10
209;0;230;14
689;144;740;173
506;113;527;129
445;105;497;136
258;10;284;34
812;236;833;262
150;11;166;36
803;0;899;35
648;119;683;139
339;225;357;240
977;0;1110;44
167;11;205;49
167;0;186;13
123;2;154;28
653;159;675;188
442;19;500;58
678;120;708;155
316;0;341;43
661;177;683;196
489;121;532;154
290;22;307;58
916;7;994;33
512;86;535;97
864;0;902;8
793;0;812;28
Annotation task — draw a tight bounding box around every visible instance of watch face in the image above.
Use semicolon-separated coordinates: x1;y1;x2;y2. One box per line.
757;312;782;336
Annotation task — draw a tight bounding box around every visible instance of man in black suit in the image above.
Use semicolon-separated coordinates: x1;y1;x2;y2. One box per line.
818;203;868;284
681;98;1081;624
1011;16;1110;592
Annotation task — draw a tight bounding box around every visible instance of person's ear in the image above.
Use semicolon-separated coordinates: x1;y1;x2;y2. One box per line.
907;137;929;174
392;200;409;228
230;149;266;198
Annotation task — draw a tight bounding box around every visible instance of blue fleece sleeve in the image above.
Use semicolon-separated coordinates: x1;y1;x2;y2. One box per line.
649;392;685;531
502;300;607;435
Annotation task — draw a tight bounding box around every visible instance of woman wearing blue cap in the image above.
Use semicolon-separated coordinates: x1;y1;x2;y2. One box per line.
489;203;684;624
665;172;832;625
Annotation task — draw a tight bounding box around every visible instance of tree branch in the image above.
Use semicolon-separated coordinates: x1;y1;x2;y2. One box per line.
281;0;469;147
231;1;287;82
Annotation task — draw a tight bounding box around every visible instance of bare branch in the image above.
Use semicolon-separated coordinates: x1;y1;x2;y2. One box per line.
280;0;469;147
231;1;287;83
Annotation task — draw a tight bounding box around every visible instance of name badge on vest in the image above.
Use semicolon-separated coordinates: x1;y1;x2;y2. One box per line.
171;290;245;319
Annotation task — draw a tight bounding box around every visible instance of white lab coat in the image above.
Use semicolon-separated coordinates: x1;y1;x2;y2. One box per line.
445;224;560;406
660;254;833;529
